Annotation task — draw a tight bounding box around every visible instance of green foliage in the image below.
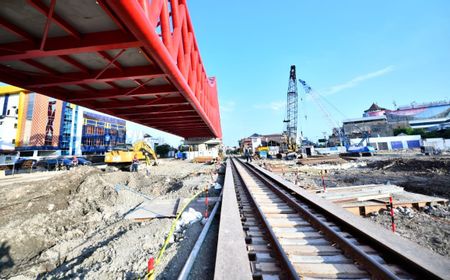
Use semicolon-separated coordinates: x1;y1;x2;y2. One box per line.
155;144;172;157
394;127;450;138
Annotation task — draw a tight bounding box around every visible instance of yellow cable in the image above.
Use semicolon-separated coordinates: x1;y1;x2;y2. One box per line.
146;188;207;280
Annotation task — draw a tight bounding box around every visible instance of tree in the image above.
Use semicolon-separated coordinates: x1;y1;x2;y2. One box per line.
155;144;171;157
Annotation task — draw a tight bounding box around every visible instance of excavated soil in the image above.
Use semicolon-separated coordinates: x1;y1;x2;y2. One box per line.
0;160;222;279
369;205;450;257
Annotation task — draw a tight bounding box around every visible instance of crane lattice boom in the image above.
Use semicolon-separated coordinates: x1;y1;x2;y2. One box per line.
284;65;298;145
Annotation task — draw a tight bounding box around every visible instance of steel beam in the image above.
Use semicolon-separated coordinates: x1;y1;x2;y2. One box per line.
22;59;58;74
142;117;202;124
25;65;164;88
0;31;141;61
88;96;187;110
118;110;196;118
113;105;193;116
106;0;220;138
67;84;178;102
146;121;204;128
27;0;81;39
59;55;90;73
132;113;199;121
0;16;35;42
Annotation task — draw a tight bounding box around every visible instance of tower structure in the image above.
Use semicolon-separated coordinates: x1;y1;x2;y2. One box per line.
284;65;298;145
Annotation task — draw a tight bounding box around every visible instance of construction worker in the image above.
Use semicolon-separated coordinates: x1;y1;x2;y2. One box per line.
244;147;252;163
248;148;253;162
131;154;139;172
72;156;79;167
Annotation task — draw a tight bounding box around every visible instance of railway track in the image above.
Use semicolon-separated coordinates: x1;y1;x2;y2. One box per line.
227;157;447;280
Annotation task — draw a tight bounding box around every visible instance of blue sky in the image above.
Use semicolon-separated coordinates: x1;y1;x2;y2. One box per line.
2;2;449;147
187;0;450;146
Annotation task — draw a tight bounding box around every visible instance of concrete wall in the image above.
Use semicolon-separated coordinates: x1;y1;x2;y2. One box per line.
184;150;219;160
423;138;450;151
315;146;346;154
350;135;422;151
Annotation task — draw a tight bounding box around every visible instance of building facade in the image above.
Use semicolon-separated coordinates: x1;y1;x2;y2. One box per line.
0;86;24;149
80;111;126;154
0;85;126;156
364;101;450;130
342;115;391;137
238;133;284;155
341;101;450;139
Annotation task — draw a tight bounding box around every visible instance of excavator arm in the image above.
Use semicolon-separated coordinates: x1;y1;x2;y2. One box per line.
133;140;159;165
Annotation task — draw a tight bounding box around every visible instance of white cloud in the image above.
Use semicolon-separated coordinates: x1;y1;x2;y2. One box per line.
253;100;285;111
323;65;395;96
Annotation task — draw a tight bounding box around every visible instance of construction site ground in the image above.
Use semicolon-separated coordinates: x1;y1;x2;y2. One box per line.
261;154;450;258
0;159;222;279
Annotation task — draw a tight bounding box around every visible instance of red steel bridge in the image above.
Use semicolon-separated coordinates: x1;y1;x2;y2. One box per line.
0;0;221;139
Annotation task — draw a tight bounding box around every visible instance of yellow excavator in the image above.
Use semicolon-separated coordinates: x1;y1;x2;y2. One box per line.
104;140;158;170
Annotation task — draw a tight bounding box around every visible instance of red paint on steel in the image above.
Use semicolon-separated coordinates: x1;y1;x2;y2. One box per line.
0;31;141;61
95;49;126;79
39;0;56;51
0;0;221;139
105;0;221;138
28;0;81;39
0;16;35;42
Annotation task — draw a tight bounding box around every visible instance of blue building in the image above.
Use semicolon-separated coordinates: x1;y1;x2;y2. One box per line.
81;111;126;154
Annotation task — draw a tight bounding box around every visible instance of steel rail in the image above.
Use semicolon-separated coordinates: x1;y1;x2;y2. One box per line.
243;159;446;279
230;158;300;280
239;159;400;280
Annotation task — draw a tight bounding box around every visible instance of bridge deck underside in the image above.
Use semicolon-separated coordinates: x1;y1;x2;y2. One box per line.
0;0;220;138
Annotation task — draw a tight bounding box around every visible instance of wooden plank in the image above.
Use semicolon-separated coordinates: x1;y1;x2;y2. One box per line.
322;187;404;201
258;202;292;208
272;227;325;233
274;231;323;239
247;230;264;237
332;193;391;203
247;244;271;252
260;208;296;214
248;237;270;245
214;159;253;280
255;253;276;262
321;184;402;192
280;238;330;246
265;213;301;219
283;245;341;256
255;262;281;273
267;218;310;227
289;255;352;264
293;263;369;278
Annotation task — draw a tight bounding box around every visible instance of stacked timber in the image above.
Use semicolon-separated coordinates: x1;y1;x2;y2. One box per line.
314;184;448;216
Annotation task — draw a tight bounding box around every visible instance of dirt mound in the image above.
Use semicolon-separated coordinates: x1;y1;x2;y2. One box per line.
0;160;218;279
367;158;450;174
